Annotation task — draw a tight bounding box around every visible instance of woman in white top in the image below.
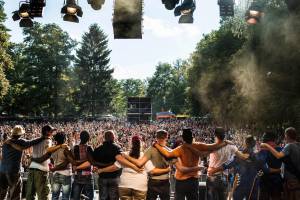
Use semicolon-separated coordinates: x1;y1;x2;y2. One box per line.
97;135;171;200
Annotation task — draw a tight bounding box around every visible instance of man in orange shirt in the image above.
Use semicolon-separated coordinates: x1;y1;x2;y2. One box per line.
154;128;227;200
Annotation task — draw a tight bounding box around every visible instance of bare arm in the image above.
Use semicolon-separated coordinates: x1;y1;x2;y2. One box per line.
150;167;171;175
97;164;120;174
189;142;227;151
5;140;26;151
31;152;51;163
235;151;250;160
153;143;178;158
123;154;149;168
76;161;91;170
51;160;69;172
115;154;143;173
175;159;202;173
182;144;211;157
261;143;285;159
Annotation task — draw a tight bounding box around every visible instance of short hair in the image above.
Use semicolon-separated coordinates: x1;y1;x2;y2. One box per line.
156;130;168;139
245;135;256;149
53;132;66;145
182;128;193;144
262;130;276;143
80;131;90;144
104;130;115;142
214;127;225;141
285;127;297;141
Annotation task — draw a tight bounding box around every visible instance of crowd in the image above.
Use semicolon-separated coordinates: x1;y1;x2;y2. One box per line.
0;119;299;200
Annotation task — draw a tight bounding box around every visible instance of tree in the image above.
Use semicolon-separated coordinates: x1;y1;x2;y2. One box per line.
74;24;113;116
0;0;12;103
147;61;189;115
120;78;146;97
19;23;76;117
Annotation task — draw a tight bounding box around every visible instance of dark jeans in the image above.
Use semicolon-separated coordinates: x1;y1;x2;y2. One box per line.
73;175;94;200
26;168;50;200
175;177;199;200
206;175;227;200
146;178;170;200
98;177;119;200
0;172;22;200
51;173;72;200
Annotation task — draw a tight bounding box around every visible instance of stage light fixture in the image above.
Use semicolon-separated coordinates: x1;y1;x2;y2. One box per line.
113;0;143;39
162;0;179;10
218;0;234;17
174;0;195;24
245;1;264;25
88;0;105;10
61;0;83;23
12;2;34;27
30;0;46;17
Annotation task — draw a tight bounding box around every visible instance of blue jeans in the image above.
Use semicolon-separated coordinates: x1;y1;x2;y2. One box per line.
206;175;228;200
98;177;119;200
51;173;72;200
72;175;94;200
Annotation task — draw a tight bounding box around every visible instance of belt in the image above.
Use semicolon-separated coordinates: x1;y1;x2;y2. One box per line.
149;178;169;182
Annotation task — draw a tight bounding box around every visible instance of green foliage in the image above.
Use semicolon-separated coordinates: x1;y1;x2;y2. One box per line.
120;79;146;97
147;60;189;115
0;1;12;103
188;0;300;128
74;24;114;116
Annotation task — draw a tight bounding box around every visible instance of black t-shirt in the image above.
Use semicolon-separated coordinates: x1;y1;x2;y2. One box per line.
93;141;122;178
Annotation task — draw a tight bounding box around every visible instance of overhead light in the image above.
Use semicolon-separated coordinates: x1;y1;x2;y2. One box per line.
174;0;195;24
218;0;234;17
61;0;83;23
12;2;34;27
245;1;264;25
179;13;193;23
88;0;105;10
19;3;31;18
20;18;34;27
30;0;46;17
162;0;180;10
113;0;143;39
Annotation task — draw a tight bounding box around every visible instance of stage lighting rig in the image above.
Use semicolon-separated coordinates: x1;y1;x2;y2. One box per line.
30;0;46;17
61;0;83;23
174;0;196;23
87;0;105;10
245;1;264;25
218;0;234;17
113;0;143;39
162;0;180;10
12;2;34;27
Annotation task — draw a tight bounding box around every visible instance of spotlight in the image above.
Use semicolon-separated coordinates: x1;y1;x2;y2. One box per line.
174;0;195;24
245;1;264;25
61;0;83;23
88;0;105;10
12;2;34;27
30;0;46;17
218;0;234;17
113;0;143;39
20;18;34;27
162;0;179;10
12;11;21;21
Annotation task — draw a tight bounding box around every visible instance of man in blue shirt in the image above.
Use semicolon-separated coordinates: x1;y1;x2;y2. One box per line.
0;125;45;200
261;127;300;200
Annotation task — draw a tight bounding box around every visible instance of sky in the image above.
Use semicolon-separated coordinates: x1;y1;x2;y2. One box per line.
4;0;221;80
